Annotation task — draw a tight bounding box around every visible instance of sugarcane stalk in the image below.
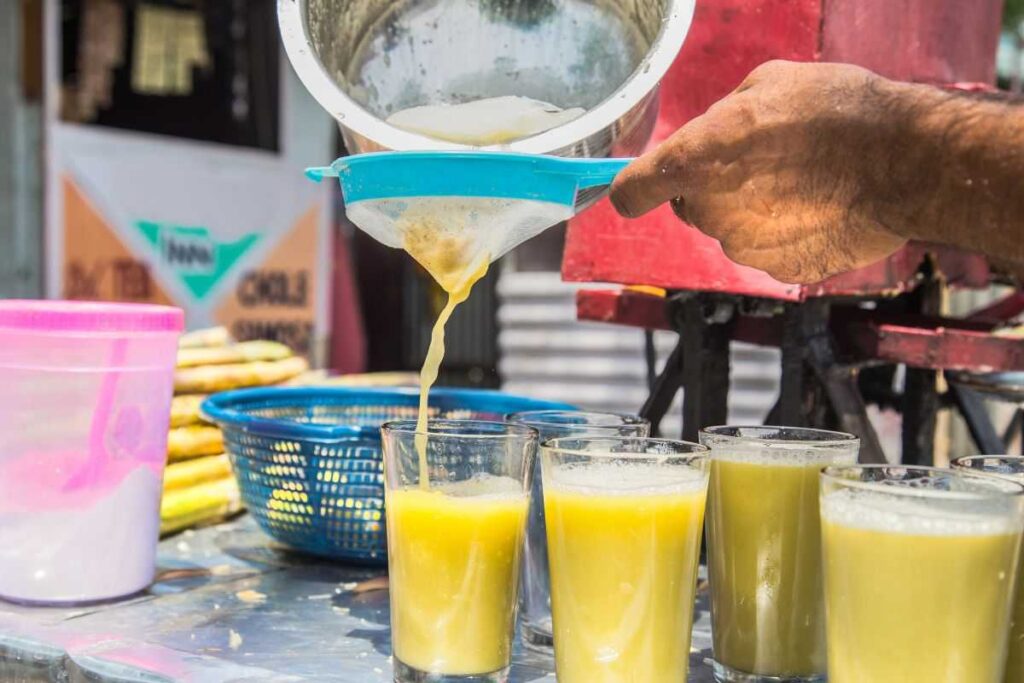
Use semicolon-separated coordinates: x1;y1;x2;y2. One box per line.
164;454;232;491
160;477;242;536
167;425;225;462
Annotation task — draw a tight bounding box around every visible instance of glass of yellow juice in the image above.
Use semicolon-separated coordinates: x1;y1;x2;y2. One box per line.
381;419;538;683
950;456;1024;683
821;464;1024;683
506;411;650;651
699;426;859;683
541;436;710;683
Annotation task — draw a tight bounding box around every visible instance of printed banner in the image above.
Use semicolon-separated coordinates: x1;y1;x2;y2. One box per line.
47;76;333;361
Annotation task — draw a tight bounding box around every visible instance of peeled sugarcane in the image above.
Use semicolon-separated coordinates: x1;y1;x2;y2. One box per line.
160;477;242;536
178;326;231;349
177;340;293;369
174;355;309;394
164;454;233;492
170;394;207;428
167;425;224;462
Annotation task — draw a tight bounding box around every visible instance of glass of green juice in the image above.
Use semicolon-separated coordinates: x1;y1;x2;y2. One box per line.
699;426;859;683
541;437;710;683
381;419;538;683
952;456;1024;683
821;464;1024;683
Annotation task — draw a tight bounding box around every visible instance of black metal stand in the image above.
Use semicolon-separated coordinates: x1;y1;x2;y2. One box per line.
900;277;943;465
945;375;1009;455
640;295;886;461
633;269;1023;464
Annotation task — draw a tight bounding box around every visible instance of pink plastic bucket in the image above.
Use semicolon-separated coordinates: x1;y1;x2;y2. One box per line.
0;300;183;604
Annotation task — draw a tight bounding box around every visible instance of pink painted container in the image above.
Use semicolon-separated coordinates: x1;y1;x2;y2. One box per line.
0;300;184;604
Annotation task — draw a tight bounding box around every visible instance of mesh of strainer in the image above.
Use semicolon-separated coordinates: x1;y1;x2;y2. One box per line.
346;196;574;291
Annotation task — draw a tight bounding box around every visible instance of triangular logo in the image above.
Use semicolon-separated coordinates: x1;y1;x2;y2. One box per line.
136;221;259;300
61;177;176;305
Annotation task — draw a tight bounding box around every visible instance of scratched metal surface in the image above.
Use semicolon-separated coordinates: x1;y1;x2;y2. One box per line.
0;515;715;682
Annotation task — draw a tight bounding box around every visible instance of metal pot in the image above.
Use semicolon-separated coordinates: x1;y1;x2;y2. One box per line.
278;0;694;160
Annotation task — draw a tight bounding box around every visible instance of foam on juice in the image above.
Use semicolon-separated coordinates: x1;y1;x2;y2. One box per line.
387;96;584;145
430;473;525;499
821;488;1024;537
545;461;707;496
710;445;855;467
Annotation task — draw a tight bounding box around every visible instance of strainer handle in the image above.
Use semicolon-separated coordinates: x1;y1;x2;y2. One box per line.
305;166;336;182
568;158;634;190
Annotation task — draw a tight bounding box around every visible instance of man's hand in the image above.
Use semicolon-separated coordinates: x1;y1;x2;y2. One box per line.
610;61;934;284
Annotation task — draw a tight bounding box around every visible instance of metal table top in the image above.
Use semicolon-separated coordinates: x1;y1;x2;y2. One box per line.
0;515;715;682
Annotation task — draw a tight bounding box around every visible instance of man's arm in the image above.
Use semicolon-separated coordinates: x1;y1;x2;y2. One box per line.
609;61;1024;284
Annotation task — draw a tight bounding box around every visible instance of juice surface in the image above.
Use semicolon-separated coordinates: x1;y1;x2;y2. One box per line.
386;476;528;675
822;490;1022;683
387;96;585;145
544;464;707;683
706;457;835;676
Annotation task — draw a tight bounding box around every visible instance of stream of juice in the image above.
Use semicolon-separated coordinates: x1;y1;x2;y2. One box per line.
386;97;581;488
402;221;489;488
413;267;487;485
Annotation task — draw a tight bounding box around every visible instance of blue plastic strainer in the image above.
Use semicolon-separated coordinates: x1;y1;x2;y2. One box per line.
306;152;631;288
306;151;631;205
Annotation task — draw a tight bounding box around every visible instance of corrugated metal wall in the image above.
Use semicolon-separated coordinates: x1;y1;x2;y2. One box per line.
498;270;780;437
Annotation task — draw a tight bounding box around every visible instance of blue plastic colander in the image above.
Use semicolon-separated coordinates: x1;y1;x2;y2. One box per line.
201;386;574;564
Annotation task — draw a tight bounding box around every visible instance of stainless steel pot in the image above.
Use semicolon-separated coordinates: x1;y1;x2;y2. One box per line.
278;0;694;160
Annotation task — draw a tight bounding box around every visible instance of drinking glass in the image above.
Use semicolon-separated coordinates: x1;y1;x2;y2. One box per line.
506;410;650;649
821;464;1024;683
541;436;709;683
381;419;538;683
700;426;859;683
952;456;1024;683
